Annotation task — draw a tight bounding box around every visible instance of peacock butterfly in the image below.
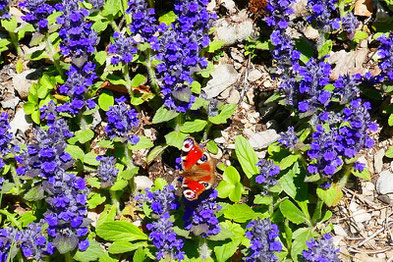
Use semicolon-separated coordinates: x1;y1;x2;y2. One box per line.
180;137;217;201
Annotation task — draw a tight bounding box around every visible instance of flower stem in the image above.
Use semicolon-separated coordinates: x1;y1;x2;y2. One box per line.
10;165;21;193
45;35;65;78
203;122;212;141
145;49;161;95
9;31;23;57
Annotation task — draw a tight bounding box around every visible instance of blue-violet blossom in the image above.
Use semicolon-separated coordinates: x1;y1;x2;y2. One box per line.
302;234;341;262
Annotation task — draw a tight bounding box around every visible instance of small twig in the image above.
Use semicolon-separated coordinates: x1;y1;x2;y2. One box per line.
238;54;251;107
348;246;392;254
356;222;393;247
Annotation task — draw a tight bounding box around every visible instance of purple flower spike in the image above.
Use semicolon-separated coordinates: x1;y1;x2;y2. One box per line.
20;0;54;32
0;0;11;19
278;126;299;151
307;0;341;32
105;97;140;144
378;33;393;81
245;218;282;261
96;156;119;187
255;159;280;193
183;190;221;238
108;34;138;65
302;234;341;262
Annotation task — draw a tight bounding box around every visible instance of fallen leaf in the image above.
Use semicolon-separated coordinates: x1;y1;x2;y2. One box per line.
354;0;373;17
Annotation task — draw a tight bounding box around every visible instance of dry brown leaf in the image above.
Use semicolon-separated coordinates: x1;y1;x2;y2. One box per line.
354;0;373;17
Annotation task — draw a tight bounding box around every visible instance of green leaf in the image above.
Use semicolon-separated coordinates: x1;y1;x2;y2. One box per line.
129;136;153;150
55;235;77;254
190;81;201;93
131;74;146;87
316;184;343;207
158;11;177;25
353;31;368;43
223;166;240;184
279;199;309;225
278;162;300;200
165;131;188;149
352;167;371;180
87;177;101;188
387;146;393;158
92;19;109;33
98;140;113;148
96;221;148;242
389;114;393;126
98;90;114;111
84;152;99;166
279;154;299;170
74;239;106;262
72;129;95;144
146;145;168;164
1;17;17;32
102;0;123;16
179;119;207;133
24;186;45;201
110;180;128;191
96;205;117;228
23;102;37;115
95;51;107;66
206;140;219;154
208;40;225;53
254;195;273;205
108;241;147;254
216;180;234;199
318;39;332;59
31;110;41;124
208;104;236;125
65;145;85;161
223;204;256;223
264;93;282;104
235;136;259;178
291;228;313;262
18;24;35;40
88;192;106;209
133;247;146;262
152;105;179;124
214;240;241;262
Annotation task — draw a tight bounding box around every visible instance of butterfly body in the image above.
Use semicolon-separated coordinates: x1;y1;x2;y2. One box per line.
180;137;217;201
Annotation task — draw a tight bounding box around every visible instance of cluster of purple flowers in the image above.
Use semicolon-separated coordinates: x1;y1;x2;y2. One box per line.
89;0;104;10
126;0;158;43
183;190;221;238
19;221;54;259
245;218;282;261
341;12;358;36
56;63;97;114
20;0;54;32
302;234;340;262
105;97;140;144
137;185;184;261
278;126;299;151
0;222;54;261
96;156;119;187
255;159;280;193
0;0;10;19
306;0;340;32
153;0;216;112
377;33;393;81
56;0;97;58
16;119;89;253
0;113;12;171
108;32;138;65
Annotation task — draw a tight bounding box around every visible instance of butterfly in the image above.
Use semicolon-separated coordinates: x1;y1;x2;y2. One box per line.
180;137;217;201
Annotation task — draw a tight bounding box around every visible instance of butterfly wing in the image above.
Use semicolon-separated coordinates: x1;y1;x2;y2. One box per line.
180;137;217;200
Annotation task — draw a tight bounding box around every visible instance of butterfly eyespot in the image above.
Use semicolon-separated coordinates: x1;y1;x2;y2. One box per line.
182;138;194;152
197;153;209;164
201;182;211;189
183;189;196;200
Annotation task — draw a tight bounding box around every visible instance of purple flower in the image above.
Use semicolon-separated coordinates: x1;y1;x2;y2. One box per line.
40;101;58;126
0;0;10;19
245;218;282;261
154;0;216;112
341;12;358;36
137;185;180;215
105;97;140;144
126;0;158;42
279;126;299;150
378;33;393;81
108;33;137;65
0;113;12;170
19;221;54;259
255;159;280;193
333;74;361;104
146;213;185;261
307;0;341;32
88;0;104;9
0;227;20;262
20;0;54;32
302;234;340;262
57;62;97;114
56;0;97;58
96;156;119;187
183;190;221;238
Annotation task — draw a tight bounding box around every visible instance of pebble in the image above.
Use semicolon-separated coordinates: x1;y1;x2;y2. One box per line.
353;209;371;223
0;94;20;110
231;50;244;63
376;170;393;194
87;212;99;228
248;69;262;82
215;13;253;45
226;89;240;104
374;149;385;174
203;64;239;99
9;109;31;135
13;69;35;99
377;194;391;205
134;176;153;191
334;225;348;237
362;182;375;196
244;129;280;150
